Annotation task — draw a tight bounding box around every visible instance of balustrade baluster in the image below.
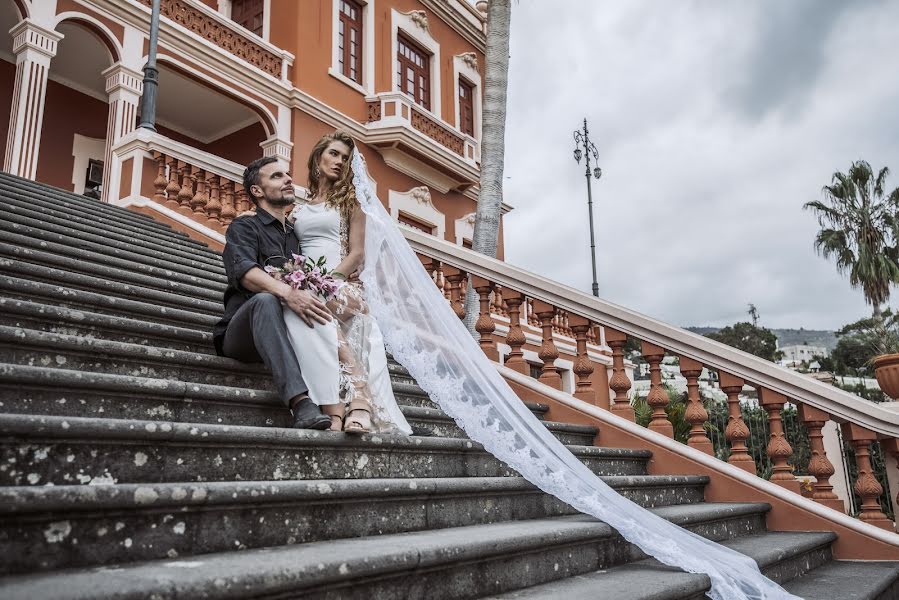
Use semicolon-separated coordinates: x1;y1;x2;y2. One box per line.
605;328;634;421
472;276;497;361
569;314;596;405
443;266;467;319
679;356;712;454
527;298;539;327
151;152;167;204
758;388;801;493
164;156;181;209
719;372;755;472
501;289;528;375
236;186;250;214
191;168;208;217
220;180;236;226
798;404;844;511
842;424;893;530
641;342;672;437
533;300;561;389
177;161;194;214
205;174;222;227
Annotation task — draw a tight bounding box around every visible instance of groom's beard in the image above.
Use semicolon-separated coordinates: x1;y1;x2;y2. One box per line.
265;195;294;207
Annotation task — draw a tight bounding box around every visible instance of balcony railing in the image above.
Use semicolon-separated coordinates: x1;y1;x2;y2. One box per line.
405;226;899;535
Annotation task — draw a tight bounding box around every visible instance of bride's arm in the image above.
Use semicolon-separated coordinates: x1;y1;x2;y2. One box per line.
331;205;365;279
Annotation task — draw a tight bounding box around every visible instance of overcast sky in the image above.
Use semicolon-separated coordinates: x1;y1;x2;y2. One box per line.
500;0;899;331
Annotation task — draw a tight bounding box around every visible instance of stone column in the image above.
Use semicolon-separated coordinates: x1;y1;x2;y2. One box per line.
261;136;293;164
101;64;143;201
3;20;63;180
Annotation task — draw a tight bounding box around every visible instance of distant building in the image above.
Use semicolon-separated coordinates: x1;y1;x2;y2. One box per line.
779;344;828;367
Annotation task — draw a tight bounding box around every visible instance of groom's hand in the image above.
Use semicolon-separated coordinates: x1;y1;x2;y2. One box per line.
285;288;331;327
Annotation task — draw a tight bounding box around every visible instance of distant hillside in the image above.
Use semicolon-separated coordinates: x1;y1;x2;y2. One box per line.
685;327;838;352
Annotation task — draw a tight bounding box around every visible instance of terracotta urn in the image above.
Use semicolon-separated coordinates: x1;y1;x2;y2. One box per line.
873;353;899;400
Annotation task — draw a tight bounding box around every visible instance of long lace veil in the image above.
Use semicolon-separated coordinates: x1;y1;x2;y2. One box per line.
352;149;799;600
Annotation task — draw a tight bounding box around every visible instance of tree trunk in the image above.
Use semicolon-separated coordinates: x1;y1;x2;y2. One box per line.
463;0;512;336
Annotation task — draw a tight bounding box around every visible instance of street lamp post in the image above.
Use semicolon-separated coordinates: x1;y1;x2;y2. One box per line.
138;0;161;131
573;118;602;297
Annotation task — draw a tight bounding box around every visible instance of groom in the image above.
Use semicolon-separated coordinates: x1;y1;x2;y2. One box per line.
212;156;334;429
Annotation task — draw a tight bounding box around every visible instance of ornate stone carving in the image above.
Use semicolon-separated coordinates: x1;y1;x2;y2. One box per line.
142;0;281;77
406;10;431;32
409;186;433;207
367;101;382;123
459;52;479;71
411;108;465;155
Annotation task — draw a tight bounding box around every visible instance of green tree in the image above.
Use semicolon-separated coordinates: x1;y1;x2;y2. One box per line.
804;160;899;315
705;322;782;362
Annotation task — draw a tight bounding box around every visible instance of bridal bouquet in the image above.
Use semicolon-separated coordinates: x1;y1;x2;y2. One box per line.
264;254;343;300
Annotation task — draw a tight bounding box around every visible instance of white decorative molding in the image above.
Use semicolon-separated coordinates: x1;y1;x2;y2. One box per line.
406;10;430;32
10;19;62;62
391;9;441;118
420;0;485;53
459;51;478;71
329;0;375;95
71;134;106;194
260;135;293;163
454;211;475;246
388;186;446;239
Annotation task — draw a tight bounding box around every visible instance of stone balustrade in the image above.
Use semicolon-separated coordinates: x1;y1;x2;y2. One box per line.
407;230;899;532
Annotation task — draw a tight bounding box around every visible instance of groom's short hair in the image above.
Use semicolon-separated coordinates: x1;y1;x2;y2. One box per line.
243;156;278;205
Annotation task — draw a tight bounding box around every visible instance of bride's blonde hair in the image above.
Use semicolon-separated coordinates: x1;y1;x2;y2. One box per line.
307;131;358;222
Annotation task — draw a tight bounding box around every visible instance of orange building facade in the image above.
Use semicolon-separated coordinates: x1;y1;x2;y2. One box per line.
0;0;507;254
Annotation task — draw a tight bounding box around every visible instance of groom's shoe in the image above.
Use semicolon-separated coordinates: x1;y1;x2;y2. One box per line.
291;396;331;430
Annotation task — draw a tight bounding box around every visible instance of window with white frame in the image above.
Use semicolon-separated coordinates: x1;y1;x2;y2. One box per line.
397;34;431;110
338;0;364;83
391;9;441;115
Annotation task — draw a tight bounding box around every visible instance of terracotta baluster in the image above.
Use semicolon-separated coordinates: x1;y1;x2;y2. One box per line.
205;174;222;228
757;388;801;493
164;156;181;209
191;168;208;217
417;255;436;285
220;180;237;226
151;152;167;204
605;328;634;421
679;356;712;454
435;261;446;296
641;342;672;437
719;372;755;473
235;185;249;214
532;300;561;389
569;314;596;405
798;404;844;511
527;298;539;327
501;289;528;375
472;276;498;361
841;424;893;530
443;266;467;319
176;161;194;215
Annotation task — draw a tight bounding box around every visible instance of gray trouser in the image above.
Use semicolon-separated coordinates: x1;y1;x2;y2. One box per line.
221;293;308;407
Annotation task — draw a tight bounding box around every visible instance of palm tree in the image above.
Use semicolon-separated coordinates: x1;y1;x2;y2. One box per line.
463;0;512;334
804;160;899;315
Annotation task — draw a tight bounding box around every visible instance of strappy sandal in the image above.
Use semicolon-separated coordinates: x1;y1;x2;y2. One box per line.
343;400;372;434
327;414;344;432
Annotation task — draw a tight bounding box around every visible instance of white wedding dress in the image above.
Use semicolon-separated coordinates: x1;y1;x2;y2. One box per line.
282;200;412;435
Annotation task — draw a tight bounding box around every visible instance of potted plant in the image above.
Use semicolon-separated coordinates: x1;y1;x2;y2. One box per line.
872;311;899;400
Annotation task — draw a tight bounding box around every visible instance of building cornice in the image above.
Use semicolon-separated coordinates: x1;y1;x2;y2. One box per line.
420;0;486;54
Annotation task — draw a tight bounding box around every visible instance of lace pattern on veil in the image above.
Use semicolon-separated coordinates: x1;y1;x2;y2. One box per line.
351;149;799;600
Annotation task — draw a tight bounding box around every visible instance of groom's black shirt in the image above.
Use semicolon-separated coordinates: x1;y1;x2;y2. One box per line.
213;207;301;355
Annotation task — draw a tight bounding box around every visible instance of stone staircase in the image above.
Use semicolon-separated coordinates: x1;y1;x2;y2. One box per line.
0;172;897;599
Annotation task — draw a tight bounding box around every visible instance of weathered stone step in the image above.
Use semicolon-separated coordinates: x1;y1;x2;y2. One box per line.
0;275;218;331
0;259;222;318
0;474;710;574
0;183;213;258
0;243;222;303
0;297;212;354
0;413;650;486
0;218;227;290
782;559;899;600
0;506;771;600
0;198;225;274
482;530;840;600
0;174;210;249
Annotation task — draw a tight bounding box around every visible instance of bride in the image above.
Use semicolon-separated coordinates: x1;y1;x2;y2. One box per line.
281;131;411;436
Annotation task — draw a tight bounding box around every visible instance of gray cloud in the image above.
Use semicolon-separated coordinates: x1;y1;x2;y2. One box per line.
501;0;899;330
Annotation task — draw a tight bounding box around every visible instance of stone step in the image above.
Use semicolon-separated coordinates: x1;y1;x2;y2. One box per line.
0;297;212;354
0;474;711;574
0;242;223;303
0;259;222;319
782;560;899;600
0;413;650;486
0;275;218;331
0;505;773;600
0;174;210;249
0;217;227;290
0;197;225;274
482;530;840;599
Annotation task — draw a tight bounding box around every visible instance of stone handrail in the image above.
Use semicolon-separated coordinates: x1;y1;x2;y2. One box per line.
404;226;899;530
